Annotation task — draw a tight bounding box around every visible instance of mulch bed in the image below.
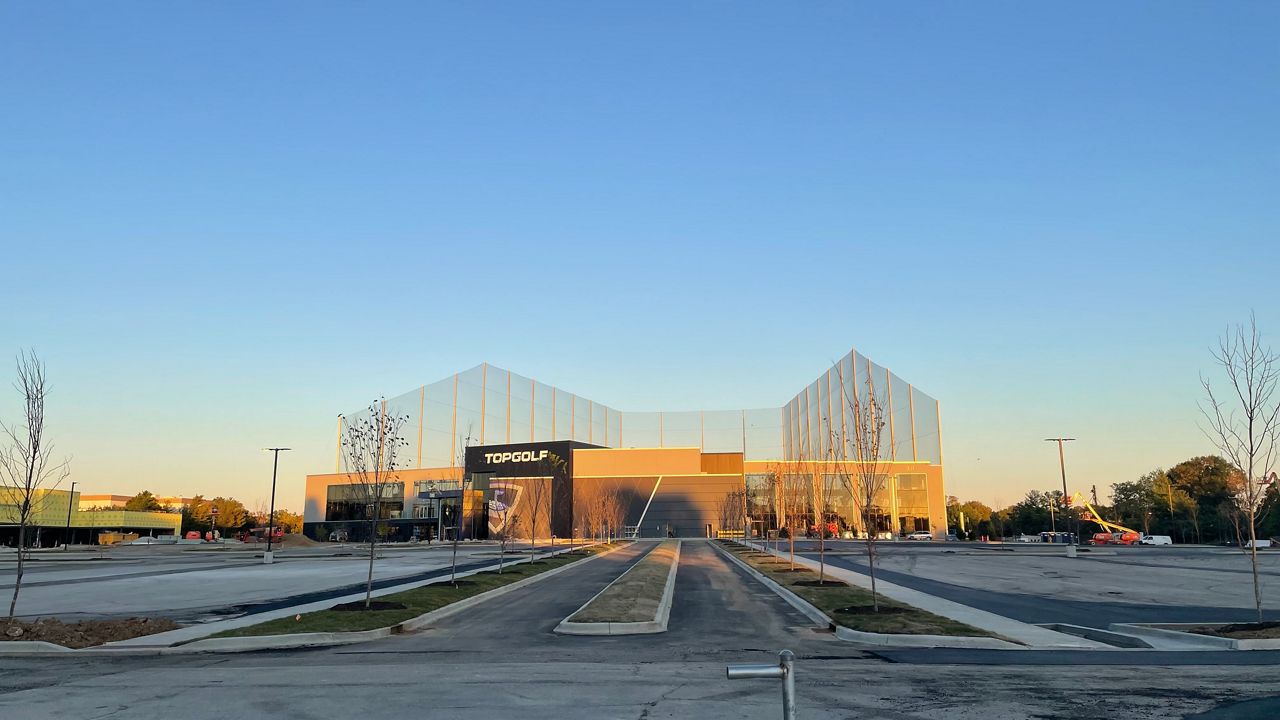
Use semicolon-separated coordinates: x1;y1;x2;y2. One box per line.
1190;621;1280;639
2;617;179;649
331;601;408;612
793;579;847;587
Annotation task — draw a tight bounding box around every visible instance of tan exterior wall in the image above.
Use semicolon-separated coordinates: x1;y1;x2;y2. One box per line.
572;473;744;538
572;447;702;476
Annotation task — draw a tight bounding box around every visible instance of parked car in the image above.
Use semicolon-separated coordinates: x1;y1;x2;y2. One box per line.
328;530;349;542
1139;535;1173;546
906;531;933;541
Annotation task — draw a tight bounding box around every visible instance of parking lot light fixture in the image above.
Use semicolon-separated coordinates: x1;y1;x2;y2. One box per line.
264;447;291;563
1045;438;1077;556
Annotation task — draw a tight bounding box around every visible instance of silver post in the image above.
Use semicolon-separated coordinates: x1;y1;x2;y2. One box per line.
779;650;795;720
726;649;796;720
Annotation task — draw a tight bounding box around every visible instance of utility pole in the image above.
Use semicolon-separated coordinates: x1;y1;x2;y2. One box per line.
264;447;291;564
63;480;77;550
1045;438;1077;557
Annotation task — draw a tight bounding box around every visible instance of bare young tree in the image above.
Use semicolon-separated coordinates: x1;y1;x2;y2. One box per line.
1201;314;1280;623
525;451;561;562
774;455;810;571
716;488;747;537
491;491;519;574
600;481;626;542
448;430;474;585
340;399;410;609
833;362;891;611
812;421;848;585
1;352;70;622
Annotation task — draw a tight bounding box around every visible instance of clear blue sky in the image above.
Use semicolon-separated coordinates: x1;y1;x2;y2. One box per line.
1;2;1276;511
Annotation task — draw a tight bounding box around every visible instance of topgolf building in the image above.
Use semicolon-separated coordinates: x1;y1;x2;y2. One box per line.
302;348;945;541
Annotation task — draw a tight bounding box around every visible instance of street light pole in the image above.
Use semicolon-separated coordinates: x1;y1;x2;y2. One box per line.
63;480;77;550
264;447;291;564
1045;438;1076;557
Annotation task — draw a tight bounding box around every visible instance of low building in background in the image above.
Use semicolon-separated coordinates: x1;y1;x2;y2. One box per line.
304;349;945;542
1;488;183;547
77;493;192;511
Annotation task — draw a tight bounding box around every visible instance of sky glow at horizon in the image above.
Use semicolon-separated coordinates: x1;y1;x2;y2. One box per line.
1;2;1276;511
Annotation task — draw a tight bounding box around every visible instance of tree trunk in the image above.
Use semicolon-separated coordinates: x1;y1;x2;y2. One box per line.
365;506;377;609
529;514;537;566
7;523;27;621
865;509;879;612
818;526;826;584
1249;506;1263;623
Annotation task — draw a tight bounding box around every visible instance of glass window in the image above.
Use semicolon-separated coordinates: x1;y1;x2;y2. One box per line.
703;410;743;453
554;389;573;440
592;402;606;445
574;397;592;442
622;412;661;447
890;374;914;461
661;410;700;447
744;407;783;461
913;386;942;465
482;367;508;444
609;410;622;448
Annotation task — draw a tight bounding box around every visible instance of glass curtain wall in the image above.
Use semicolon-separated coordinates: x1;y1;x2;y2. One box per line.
339;355;939;473
781;349;942;464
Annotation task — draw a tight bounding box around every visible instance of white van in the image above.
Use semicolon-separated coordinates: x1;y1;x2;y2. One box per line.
1139;535;1172;546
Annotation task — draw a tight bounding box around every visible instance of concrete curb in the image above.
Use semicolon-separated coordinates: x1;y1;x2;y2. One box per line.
1040;623;1152;649
177;628;392;653
0;542;629;656
741;541;1106;650
1039;620;1152;648
715;542;1020;650
1109;623;1280;650
832;625;1019;649
555;540;680;636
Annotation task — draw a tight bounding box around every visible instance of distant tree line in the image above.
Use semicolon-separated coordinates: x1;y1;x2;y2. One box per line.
109;490;303;536
947;454;1280;544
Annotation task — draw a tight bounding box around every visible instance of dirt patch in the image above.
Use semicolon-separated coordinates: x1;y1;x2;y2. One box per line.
281;533;321;547
1188;621;1280;639
1;617;179;649
331;600;408;612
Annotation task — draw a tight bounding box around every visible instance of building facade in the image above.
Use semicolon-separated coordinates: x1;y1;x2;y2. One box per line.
1;488;183;547
303;348;945;541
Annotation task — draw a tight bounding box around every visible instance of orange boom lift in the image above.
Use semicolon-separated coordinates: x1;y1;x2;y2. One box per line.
1070;492;1142;545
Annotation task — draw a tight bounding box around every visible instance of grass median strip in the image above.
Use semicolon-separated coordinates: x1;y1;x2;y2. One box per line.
567;540;678;624
215;543;625;638
720;541;991;637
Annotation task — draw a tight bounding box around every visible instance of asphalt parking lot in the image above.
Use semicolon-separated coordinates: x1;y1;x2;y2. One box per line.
0;541;558;622
2;540;1279;719
787;540;1280;627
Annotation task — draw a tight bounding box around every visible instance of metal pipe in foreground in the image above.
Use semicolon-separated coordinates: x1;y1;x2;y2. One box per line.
727;649;796;720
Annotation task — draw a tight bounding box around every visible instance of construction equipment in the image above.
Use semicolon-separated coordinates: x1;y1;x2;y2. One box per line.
1069;492;1141;545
